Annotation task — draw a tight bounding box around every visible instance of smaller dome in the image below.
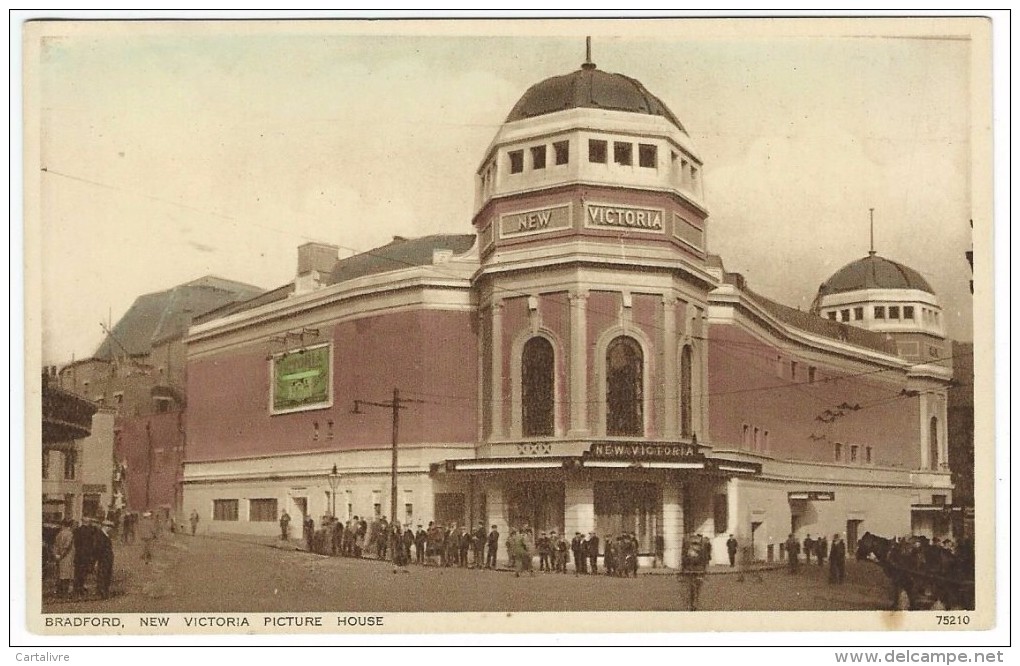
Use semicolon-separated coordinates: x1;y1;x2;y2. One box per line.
817;255;933;297
505;64;686;133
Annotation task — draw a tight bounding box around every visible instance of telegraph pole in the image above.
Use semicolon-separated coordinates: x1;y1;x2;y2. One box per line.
352;388;424;526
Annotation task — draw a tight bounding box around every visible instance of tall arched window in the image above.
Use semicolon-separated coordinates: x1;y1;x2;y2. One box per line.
606;336;643;436
680;344;693;437
929;416;939;471
522;337;555;437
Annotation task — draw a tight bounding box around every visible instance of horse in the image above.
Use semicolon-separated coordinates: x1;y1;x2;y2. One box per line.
855;531;893;563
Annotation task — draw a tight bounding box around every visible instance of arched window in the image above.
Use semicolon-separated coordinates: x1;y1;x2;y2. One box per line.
680;344;693;437
929;416;939;471
522;337;555;437
606;336;643;436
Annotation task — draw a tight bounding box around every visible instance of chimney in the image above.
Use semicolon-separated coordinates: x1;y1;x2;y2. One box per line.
294;242;339;295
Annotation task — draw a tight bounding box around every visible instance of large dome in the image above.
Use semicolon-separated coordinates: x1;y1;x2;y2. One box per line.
817;254;934;297
505;62;686;133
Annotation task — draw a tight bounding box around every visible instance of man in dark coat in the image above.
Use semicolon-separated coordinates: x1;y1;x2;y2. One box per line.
279;510;291;540
571;532;585;575
486;525;499;569
726;534;739;567
803;534;815;565
458;526;471;567
586;532;600;574
785;533;801;573
829;533;846;584
72;520;97;597
472;522;486;568
95;520;115;599
304;516;315;552
415;525;427;564
815;535;828;567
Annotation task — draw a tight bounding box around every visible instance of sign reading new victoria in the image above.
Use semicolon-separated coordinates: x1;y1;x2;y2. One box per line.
585;441;704;461
270;344;331;414
499;204;572;239
584;202;665;234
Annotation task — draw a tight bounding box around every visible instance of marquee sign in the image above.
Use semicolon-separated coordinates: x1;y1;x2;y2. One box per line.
270;344;331;414
499;204;572;239
788;491;836;501
584;202;665;233
585;441;704;461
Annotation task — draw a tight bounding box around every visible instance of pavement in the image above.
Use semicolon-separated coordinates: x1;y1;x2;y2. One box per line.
41;531;891;614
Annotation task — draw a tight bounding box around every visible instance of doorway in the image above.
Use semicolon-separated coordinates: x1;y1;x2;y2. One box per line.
846;519;863;552
750;521;763;562
292;496;308;536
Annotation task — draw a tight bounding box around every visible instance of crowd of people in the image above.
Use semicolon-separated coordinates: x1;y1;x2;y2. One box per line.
783;532;848;583
44;517;116;599
285;513;661;578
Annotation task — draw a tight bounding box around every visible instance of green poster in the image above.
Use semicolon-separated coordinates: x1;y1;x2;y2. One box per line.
272;345;330;412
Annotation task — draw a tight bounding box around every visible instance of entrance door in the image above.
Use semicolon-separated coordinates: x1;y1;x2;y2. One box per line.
846;519;862;552
292;497;308;538
750;521;763;562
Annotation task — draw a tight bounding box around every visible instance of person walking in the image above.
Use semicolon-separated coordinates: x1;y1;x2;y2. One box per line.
54;519;75;598
95;520;115;599
785;533;800;574
829;533;847;584
279;510;291;541
726;534;739;567
189;509;200;536
486;524;499;569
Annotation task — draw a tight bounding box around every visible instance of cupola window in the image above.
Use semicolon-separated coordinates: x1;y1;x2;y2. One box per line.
553;140;569;165
613;141;633;166
903;306;915;320
827;311;837;321
840;309;850;322
531;145;546;170
854;307;864;320
639;143;657;168
889;306;900;319
588;139;607;164
874;306;886;319
509;149;524;174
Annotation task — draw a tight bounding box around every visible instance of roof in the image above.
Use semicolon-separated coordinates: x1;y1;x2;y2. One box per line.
328;234;476;284
95;277;264;359
505;63;686;133
725;273;898;355
817;254;934;298
196;235;477;324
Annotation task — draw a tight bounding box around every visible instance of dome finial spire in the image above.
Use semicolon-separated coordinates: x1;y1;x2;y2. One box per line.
869;208;876;256
582;36;596;70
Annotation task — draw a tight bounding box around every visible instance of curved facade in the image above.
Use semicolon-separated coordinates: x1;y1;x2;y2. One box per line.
181;55;954;567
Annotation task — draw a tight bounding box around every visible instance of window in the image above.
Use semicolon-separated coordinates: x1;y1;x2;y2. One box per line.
840;309;850;322
713;494;729;535
588;139;607;163
639;143;657;168
742;424;751;449
531;145;546;170
753;427;761;451
405;503;414;526
213;499;239;521
827;311;837;321
63;450;76;480
929;417;939;471
553;140;569;165
522;337;555;437
374;503;382;518
613;141;633;166
854;307;864;320
680;345;693;436
932;494;946;506
874;306;886;319
834;443;842;462
790;361;798;380
889;306;900;319
763;430;770;452
606;336;643;436
42;450;50;479
850;445;858;463
808;366;817;383
509;149;524;174
865;446;872;464
903;306;915;320
154;397;171;413
249;498;278;522
690;166;699;186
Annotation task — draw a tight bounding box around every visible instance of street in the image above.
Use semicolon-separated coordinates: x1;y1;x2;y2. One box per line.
42;533;893;614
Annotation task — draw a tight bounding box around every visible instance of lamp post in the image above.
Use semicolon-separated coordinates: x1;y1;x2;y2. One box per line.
327;464;341;518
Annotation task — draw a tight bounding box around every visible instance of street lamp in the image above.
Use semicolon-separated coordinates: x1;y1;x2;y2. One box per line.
327;464;341;518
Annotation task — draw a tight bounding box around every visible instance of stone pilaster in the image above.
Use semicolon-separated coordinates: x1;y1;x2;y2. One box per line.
567;290;589;437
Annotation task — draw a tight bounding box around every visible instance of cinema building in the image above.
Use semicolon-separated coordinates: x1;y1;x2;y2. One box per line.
182;55;954;567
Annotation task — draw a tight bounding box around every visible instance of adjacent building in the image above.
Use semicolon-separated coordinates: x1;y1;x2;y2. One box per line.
181;53;956;567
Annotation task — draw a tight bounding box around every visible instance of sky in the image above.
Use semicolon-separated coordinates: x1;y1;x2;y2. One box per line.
29;19;982;364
